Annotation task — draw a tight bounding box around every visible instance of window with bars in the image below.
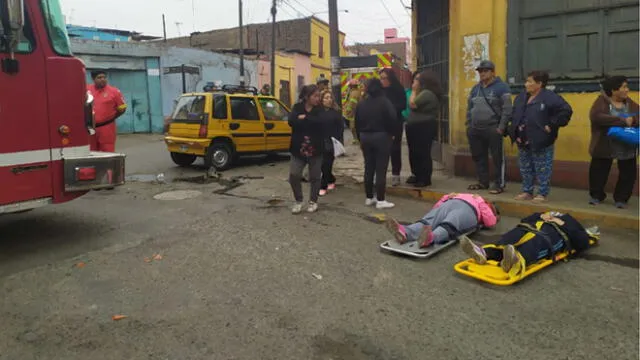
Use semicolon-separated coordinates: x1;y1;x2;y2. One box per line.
507;0;639;84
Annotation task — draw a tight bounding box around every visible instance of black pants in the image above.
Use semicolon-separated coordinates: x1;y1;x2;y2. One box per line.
390;123;404;176
406;121;437;185
360;132;392;201
589;157;637;203
483;227;566;266
321;150;336;189
467;127;505;189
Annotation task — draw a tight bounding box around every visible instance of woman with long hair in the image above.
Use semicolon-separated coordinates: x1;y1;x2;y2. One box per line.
288;85;324;214
318;90;345;196
355;78;398;209
406;70;444;187
380;68;408;186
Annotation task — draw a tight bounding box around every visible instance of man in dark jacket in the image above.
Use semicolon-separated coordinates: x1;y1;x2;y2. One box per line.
466;60;513;194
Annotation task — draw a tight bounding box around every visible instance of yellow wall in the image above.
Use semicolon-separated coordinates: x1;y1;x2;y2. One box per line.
447;0;639;163
274;52;295;106
310;18;347;82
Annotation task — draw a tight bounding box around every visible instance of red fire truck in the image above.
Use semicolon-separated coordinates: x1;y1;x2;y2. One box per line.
0;0;125;215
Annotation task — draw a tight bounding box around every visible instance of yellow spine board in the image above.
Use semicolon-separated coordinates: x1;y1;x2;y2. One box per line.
453;237;599;286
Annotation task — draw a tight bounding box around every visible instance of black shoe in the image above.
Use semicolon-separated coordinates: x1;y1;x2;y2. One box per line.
406;176;417;184
413;181;431;188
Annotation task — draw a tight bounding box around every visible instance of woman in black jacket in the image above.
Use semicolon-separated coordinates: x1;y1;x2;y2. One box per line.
355;78;399;209
288;85;323;214
380;68;408;186
318;90;345;196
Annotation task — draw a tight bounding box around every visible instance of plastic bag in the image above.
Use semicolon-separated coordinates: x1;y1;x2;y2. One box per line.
607;127;639;146
332;137;346;157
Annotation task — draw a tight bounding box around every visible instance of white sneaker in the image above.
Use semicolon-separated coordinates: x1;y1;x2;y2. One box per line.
306;201;318;213
365;198;377;206
292;203;303;214
376;200;395;209
391;175;400;187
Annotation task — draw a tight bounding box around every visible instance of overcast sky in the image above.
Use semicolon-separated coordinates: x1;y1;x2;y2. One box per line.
59;0;412;44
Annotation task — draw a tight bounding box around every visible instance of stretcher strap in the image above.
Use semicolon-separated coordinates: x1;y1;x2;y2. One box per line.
516;222;559;263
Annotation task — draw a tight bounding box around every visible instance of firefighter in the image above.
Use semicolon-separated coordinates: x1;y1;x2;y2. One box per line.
343;79;362;144
87;70;127;153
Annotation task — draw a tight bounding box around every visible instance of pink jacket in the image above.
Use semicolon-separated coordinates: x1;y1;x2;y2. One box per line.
433;193;498;228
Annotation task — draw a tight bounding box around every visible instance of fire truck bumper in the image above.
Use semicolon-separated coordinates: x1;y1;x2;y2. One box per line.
63;151;126;192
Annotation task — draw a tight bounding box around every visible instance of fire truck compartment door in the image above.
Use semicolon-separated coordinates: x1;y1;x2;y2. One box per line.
63;152;126;192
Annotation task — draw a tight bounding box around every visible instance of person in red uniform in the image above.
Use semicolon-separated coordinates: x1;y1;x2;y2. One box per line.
87;70;127;152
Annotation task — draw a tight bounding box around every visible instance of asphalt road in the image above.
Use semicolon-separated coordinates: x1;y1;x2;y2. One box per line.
0;135;638;360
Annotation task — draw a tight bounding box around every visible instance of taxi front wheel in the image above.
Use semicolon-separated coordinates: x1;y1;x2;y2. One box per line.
205;143;234;171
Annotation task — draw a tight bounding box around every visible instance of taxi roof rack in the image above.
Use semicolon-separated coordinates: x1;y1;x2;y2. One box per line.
221;84;259;95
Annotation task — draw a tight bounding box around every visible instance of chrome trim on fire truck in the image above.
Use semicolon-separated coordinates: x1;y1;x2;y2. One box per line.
0;198;52;215
63;151;126;192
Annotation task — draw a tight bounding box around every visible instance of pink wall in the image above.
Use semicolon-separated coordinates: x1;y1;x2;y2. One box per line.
257;59;271;89
293;53;312;92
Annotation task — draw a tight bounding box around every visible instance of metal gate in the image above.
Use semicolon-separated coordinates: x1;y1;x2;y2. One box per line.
415;0;450;162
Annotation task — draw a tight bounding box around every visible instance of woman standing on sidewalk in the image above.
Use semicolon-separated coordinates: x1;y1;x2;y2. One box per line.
588;76;639;208
406;70;444;188
380;68;408;186
318;90;345;196
355;78;398;209
509;71;573;202
288;85;323;214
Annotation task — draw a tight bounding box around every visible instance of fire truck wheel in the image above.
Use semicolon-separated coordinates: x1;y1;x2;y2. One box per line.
170;152;197;167
204;143;234;171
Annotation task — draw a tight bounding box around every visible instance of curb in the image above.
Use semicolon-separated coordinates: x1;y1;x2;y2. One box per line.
386;186;639;231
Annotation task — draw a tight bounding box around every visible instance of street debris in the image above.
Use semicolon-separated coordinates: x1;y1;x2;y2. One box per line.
312;273;323;280
153;254;163;261
112;315;128;321
74;261;86;268
144;253;163;263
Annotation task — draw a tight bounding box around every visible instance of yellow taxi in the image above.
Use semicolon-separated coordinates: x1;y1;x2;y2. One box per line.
164;85;291;170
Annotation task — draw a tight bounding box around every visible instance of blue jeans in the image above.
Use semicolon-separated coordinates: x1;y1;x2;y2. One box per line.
518;145;554;196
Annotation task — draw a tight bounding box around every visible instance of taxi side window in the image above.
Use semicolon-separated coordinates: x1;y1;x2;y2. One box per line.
259;98;288;121
230;97;259;121
213;95;227;119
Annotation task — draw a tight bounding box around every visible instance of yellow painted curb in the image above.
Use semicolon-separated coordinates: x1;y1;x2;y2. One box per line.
386;186;639;231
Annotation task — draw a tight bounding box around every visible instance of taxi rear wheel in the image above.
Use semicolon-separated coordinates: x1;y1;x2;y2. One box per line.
205;143;234;171
170;152;197;167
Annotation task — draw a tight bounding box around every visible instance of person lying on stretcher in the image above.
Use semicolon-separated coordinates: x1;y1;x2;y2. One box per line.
385;193;499;248
460;211;594;275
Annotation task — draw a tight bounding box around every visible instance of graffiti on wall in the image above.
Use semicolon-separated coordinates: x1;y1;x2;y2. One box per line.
462;33;490;82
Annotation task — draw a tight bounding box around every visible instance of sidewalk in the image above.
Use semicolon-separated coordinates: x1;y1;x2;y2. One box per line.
333;133;639;231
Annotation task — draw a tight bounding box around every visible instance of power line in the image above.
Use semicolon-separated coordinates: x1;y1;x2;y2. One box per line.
288;0;317;16
281;0;306;17
378;0;408;37
399;0;412;16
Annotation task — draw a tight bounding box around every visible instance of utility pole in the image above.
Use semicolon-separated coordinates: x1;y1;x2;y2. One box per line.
270;0;277;96
239;0;245;86
162;14;167;42
328;0;341;108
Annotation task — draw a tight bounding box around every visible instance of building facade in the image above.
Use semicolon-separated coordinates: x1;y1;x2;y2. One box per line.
346;28;410;68
67;25;159;42
165;16;346;95
413;0;639;192
71;39;165;134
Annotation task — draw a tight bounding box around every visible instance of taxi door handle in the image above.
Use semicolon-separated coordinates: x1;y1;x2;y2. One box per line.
264;123;274;130
229;123;240;130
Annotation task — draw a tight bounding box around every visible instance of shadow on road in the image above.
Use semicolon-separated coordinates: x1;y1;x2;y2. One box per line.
0;212;119;278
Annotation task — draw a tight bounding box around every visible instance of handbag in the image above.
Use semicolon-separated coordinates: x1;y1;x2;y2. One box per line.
331;137;346;157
